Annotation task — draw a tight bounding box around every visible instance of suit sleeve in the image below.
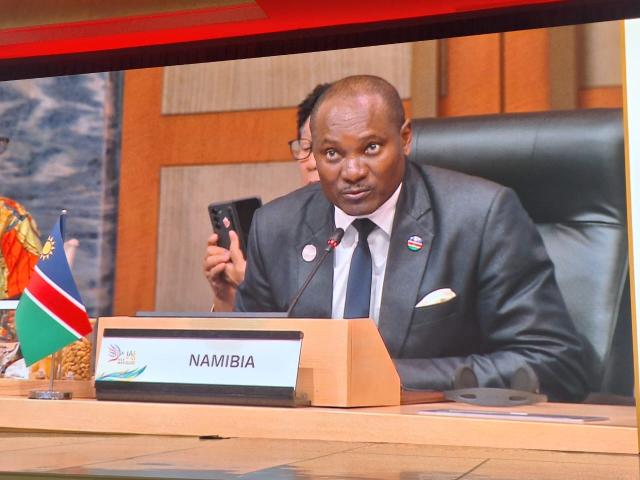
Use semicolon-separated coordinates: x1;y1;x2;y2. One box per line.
395;187;589;402
234;209;278;312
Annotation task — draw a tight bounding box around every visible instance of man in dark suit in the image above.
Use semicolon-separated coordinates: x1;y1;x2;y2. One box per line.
235;75;588;402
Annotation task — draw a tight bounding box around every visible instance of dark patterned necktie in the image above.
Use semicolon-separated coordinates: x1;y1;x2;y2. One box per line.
344;218;376;318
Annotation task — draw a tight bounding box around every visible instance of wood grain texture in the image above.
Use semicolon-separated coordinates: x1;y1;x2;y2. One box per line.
291;450;484;479
0;434;203;472
0;397;634;453
349;318;403;406
0;378;94;398
549;25;578;110
466;458;640;480
580;21;622;88
439;34;502;116
357;442;640;463
579;86;624;108
0;432;115;452
68;438;368;477
155;163;300;312
503;29;550;112
162;43;411;114
410;40;438;118
0;435;638;479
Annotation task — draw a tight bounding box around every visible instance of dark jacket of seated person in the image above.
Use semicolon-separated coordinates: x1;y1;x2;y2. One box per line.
235;160;589;402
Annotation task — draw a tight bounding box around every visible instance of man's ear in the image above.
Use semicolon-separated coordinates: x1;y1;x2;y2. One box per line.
400;119;412;156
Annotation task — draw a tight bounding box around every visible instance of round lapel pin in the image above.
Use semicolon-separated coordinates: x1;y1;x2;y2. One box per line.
407;235;423;252
302;244;317;262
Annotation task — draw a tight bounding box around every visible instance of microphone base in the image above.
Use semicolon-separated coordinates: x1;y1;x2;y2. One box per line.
444;387;547;407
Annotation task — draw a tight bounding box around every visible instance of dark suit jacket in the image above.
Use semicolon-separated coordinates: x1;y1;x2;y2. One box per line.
236;160;589;401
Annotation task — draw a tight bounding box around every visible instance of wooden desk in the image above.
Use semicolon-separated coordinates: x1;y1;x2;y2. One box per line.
0;396;635;454
0;433;638;479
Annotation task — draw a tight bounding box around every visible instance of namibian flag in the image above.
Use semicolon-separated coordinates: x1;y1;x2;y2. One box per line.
15;214;91;366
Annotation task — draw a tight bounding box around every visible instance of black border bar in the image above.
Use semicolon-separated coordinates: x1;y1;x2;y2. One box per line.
1;0;638;81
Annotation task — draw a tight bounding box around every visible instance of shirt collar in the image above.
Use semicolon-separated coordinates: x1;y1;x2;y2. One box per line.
334;183;402;237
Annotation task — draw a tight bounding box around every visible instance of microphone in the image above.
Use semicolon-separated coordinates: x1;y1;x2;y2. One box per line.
286;228;344;317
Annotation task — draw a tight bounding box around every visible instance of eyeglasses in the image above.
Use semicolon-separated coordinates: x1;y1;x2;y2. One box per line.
288;138;312;161
0;137;8;155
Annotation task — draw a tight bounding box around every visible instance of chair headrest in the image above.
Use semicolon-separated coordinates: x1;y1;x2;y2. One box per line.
409;109;625;224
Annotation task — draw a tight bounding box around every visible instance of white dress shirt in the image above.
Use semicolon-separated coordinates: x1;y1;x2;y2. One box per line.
332;184;402;324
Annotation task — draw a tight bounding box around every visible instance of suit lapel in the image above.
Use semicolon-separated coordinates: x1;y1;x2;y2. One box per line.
291;193;334;318
378;163;434;356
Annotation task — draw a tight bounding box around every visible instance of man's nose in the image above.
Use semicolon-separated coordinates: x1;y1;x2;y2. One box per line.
341;155;367;183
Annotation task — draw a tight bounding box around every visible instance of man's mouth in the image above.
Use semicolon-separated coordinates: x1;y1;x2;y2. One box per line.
341;188;372;201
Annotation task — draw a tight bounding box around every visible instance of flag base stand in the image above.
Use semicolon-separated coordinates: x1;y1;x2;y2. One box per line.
27;351;72;400
28;390;72;400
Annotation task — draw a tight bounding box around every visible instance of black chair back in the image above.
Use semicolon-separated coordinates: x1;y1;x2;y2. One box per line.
409;109;631;396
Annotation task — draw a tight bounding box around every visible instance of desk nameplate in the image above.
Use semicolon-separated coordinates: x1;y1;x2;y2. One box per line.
95;329;303;406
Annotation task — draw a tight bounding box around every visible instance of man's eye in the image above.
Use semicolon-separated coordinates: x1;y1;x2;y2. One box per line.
325;149;339;160
365;143;380;154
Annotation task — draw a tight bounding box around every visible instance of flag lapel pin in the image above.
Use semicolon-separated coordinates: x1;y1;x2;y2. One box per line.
407;235;424;252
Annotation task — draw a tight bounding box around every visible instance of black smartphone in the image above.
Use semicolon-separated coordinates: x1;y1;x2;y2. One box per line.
208;197;262;252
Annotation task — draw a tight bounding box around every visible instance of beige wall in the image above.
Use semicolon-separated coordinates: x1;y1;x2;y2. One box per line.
580;21;622;88
162;43;414;114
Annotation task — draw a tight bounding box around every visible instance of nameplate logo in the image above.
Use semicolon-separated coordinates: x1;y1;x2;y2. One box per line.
95;330;302;389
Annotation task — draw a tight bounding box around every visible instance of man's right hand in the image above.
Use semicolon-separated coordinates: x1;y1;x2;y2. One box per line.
203;231;246;312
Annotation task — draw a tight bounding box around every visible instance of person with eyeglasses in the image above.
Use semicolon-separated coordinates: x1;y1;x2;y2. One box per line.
288;84;331;184
204;83;331;311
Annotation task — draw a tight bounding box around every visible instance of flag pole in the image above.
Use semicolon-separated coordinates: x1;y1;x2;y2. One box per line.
48;353;55;392
60;209;67;241
46;211;66;394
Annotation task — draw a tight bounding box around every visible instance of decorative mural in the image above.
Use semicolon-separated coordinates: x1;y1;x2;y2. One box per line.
0;73;121;316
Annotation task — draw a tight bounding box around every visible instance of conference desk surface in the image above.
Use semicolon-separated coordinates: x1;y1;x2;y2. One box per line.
0;395;636;478
0;433;639;480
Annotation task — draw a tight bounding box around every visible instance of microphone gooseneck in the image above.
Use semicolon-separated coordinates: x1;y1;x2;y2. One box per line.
286;228;344;317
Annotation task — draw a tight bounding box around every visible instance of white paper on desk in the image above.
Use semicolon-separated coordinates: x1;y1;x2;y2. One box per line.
417;408;608;423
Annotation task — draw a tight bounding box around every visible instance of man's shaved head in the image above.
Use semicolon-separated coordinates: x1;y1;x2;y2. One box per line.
310;75;405;132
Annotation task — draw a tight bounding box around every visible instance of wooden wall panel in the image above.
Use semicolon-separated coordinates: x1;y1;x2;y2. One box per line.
115;68;298;315
438;26;612;116
410;41;438;118
438;34;502;117
503;29;550;112
155;163;300;312
579;87;624;108
162;43;411;114
580;21;622;89
578;21;623;109
549;26;578;110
